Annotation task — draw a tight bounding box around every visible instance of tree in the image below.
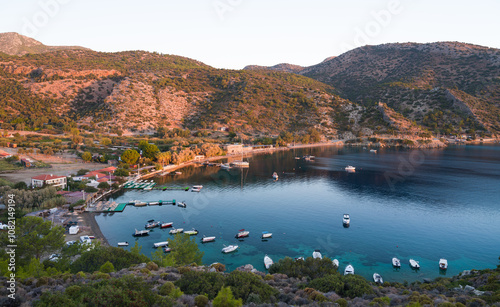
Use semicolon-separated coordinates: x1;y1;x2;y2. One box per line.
155;151;172;167
97;182;110;189
165;234;204;266
121;149;140;165
100;138;112;146
212;287;242;307
9;216;65;265
114;168;129;177
81;151;92;162
143;144;160;160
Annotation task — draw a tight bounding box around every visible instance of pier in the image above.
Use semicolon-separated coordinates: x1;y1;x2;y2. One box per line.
87;199;177;213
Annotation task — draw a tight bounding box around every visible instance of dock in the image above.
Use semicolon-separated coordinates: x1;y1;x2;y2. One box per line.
87;199;177;213
123;180;189;191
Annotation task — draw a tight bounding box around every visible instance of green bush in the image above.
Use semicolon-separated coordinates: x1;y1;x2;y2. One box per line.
147;261;159;271
99;261;115;273
175;271;225;299
308;273;344;293
70;246;150;273
225;271;278;303
213;287;242;307
159;282;175;296
195;295;209;307
269;256;337;279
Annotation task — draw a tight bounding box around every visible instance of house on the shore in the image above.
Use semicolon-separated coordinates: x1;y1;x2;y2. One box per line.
0;150;12;159
31;174;67;189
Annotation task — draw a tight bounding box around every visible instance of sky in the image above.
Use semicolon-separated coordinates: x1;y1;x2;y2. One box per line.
1;0;499;69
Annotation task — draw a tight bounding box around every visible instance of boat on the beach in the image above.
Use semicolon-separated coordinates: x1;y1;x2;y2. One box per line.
439;258;448;270
236;229;250;238
409;259;420;269
201;235;216;243
222;245;239;253
343;214;350;227
373;273;383;284
133;229;150;237
261;231;272;239
312;249;322;259
117;242;129;246
345;165;356;172
264;255;273;269
333;259;339;267
392;257;401;268
145;221;161;229
344;264;354;275
160;222;173;228
169;228;184;234
272;172;279;180
184;229;198;235
153;241;169;248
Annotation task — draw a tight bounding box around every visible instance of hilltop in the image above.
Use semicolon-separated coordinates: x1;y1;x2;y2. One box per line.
0;32;89;56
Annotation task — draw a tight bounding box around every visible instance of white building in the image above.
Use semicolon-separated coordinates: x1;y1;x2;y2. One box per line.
31;174;67;189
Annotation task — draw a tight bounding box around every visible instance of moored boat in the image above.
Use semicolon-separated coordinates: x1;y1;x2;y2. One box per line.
145;221;161;229
164;247;171;252
392;257;401;268
370;149;377;153
222;245;239;253
201;236;216;243
264;255;274;269
409;259;420;269
303;155;315;161
153;241;169;248
439;258;448;270
312;249;322;259
261;231;272;239
236;229;250;238
373;273;383;284
169;228;184;234
333;259;339;267
184;229;199;235
117;242;129;246
177;201;187;208
133;229;150;237
343;214;350;226
160;222;173;228
345;165;356;172
272;172;279;180
231;160;249;168
344;264;354;275
220;163;232;170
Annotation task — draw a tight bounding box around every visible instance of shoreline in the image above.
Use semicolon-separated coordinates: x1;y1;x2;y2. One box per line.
80;211;109;246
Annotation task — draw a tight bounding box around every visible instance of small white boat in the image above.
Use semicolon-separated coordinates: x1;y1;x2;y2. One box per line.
221;163;232;170
177;201;187;208
332;259;339;267
343;214;350;226
264;255;273;269
370;149;377;153
169;228;184;234
303;155;315;160
145;221;161;229
236;229;250;238
117;242;129;246
133;229;150;237
261;231;272;239
175;171;182;175
392;257;401;268
184;229;198;235
191;188;201;192
160;222;173;228
164;247;171;252
192;185;203;190
153;241;169;248
272;172;279;180
312;249;322;259
373;273;383;284
201;236;216;243
439;258;448;270
344;264;354;275
409;259;420;269
295;257;305;261
345;165;356;172
222;245;239;253
148;201;159;205
231;160;249;168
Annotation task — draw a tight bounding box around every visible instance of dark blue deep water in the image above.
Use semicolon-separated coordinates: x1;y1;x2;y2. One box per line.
96;145;500;282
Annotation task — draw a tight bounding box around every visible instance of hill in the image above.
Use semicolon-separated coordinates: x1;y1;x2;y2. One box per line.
0;32;89;56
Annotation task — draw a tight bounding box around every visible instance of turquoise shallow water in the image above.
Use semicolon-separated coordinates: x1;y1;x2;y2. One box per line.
95;145;500;283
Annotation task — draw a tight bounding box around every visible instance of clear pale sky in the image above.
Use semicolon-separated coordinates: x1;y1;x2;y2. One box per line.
1;0;499;69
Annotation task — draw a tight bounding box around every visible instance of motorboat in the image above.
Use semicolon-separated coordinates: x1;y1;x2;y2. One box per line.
409;259;420;269
439;258;448;270
272;172;279;180
160;222;173;228
392;257;401;268
117;242;129;246
129;200;147;206
133;229;150;237
145;221;161;229
178;201;187;208
373;273;383;284
303;155;315;161
231;160;249;168
184;229;199;235
192;185;203;190
332;259;339;267
344;264;354;275
153;241;169;248
261;231;272;239
295;257;305;261
222;245;239;253
164;247;171;252
220;163;232;170
264;255;274;269
343;214;350;226
312;250;322;259
148;201;159;205
175;171;182;175
236;229;250;238
191;188;201;192
201;236;216;243
143;187;152;191
169;228;184;234
370;149;377;153
345;165;356;172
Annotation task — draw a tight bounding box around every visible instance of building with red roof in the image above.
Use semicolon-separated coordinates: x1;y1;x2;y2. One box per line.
31;174;67;189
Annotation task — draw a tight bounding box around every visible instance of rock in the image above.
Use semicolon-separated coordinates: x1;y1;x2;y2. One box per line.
464;285;475;292
135;263;147;269
473;289;485;296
